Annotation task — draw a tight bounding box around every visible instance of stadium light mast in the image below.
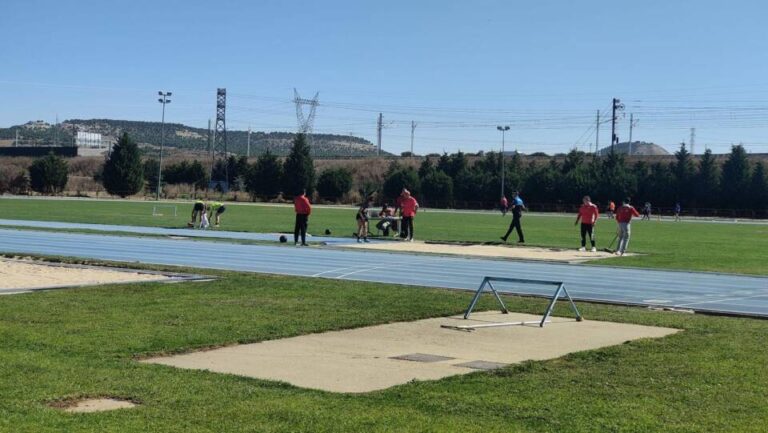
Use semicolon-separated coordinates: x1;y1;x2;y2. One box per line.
157;91;172;200
497;125;510;198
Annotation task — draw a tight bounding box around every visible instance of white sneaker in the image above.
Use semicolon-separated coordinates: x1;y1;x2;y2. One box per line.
591;247;597;252
614;251;621;256
578;247;586;252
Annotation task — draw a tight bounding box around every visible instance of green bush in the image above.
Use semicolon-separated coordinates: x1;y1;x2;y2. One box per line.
28;153;68;194
102;133;144;197
246;151;283;200
317;168;353;201
282;134;315;196
421;170;453;206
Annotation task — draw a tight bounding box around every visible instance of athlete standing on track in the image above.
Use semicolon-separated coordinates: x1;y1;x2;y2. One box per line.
574;195;599;252
615;197;641;256
356;196;373;243
501;191;526;244
293;189;311;246
399;189;419;242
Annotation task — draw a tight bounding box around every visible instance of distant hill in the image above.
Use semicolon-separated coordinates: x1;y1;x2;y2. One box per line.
597;141;670;156
0;119;382;157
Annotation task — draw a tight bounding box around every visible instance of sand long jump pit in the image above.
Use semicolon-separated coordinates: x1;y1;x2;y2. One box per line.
341;241;633;263
0;258;201;295
143;311;678;393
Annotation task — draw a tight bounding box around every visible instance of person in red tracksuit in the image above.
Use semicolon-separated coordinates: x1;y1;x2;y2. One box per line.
574;195;599;252
399;189;419;241
293;189;311;246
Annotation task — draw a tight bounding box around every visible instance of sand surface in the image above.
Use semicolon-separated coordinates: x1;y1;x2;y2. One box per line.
144;311;678;393
0;259;168;292
62;398;137;413
342;241;631;263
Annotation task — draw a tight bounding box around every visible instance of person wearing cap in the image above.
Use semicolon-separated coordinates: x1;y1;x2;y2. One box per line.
293;189;311;246
615;197;641;256
399;188;419;241
501;191;526;243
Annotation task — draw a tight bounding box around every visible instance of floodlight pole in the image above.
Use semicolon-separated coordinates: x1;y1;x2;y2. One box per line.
157;91;172;200
497;125;510;198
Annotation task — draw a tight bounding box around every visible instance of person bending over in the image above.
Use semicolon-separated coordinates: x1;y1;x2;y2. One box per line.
189;199;205;227
208;201;226;227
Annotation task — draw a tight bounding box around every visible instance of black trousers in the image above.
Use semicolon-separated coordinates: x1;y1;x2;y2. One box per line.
580;223;595;247
503;214;524;242
294;214;308;244
402;216;414;239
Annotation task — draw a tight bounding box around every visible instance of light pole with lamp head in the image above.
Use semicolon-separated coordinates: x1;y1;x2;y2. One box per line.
497;125;510;198
157;91;172;200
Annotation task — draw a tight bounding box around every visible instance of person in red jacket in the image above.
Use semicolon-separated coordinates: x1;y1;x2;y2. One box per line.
499;195;509;216
615;197;640;256
399;188;419;241
574;195;599;252
293;189;311;246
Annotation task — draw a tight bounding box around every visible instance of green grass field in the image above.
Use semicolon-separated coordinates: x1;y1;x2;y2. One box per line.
2;266;768;433
3;198;767;275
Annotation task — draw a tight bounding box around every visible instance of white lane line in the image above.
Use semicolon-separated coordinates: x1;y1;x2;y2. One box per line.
335;263;406;279
312;265;362;277
675;292;768;307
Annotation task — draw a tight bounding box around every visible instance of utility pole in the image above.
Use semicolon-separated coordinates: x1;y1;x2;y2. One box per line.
410;121;417;156
628;113;638;156
54;114;59;146
595;110;600;155
376;113;383;156
610;98;624;153
497;125;510;198
156;91;172;201
247;125;252;158
690;128;696;155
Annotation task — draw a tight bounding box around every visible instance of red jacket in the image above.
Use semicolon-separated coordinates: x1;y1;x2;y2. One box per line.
616;205;640;223
294;195;312;215
401;196;419;217
578;203;600;225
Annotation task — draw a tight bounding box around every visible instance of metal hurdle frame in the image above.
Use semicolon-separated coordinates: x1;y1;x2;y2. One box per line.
442;276;583;331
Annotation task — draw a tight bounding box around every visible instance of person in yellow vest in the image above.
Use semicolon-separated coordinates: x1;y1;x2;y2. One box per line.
208;202;226;227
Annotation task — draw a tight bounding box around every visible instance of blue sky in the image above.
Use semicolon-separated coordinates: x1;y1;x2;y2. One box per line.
2;0;767;155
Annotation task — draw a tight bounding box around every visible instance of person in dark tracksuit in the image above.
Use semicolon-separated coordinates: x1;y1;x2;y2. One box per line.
293;189;311;246
500;191;526;243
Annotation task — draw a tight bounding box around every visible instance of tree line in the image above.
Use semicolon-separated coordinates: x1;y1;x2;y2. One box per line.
382;145;767;214
6;131;768;216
